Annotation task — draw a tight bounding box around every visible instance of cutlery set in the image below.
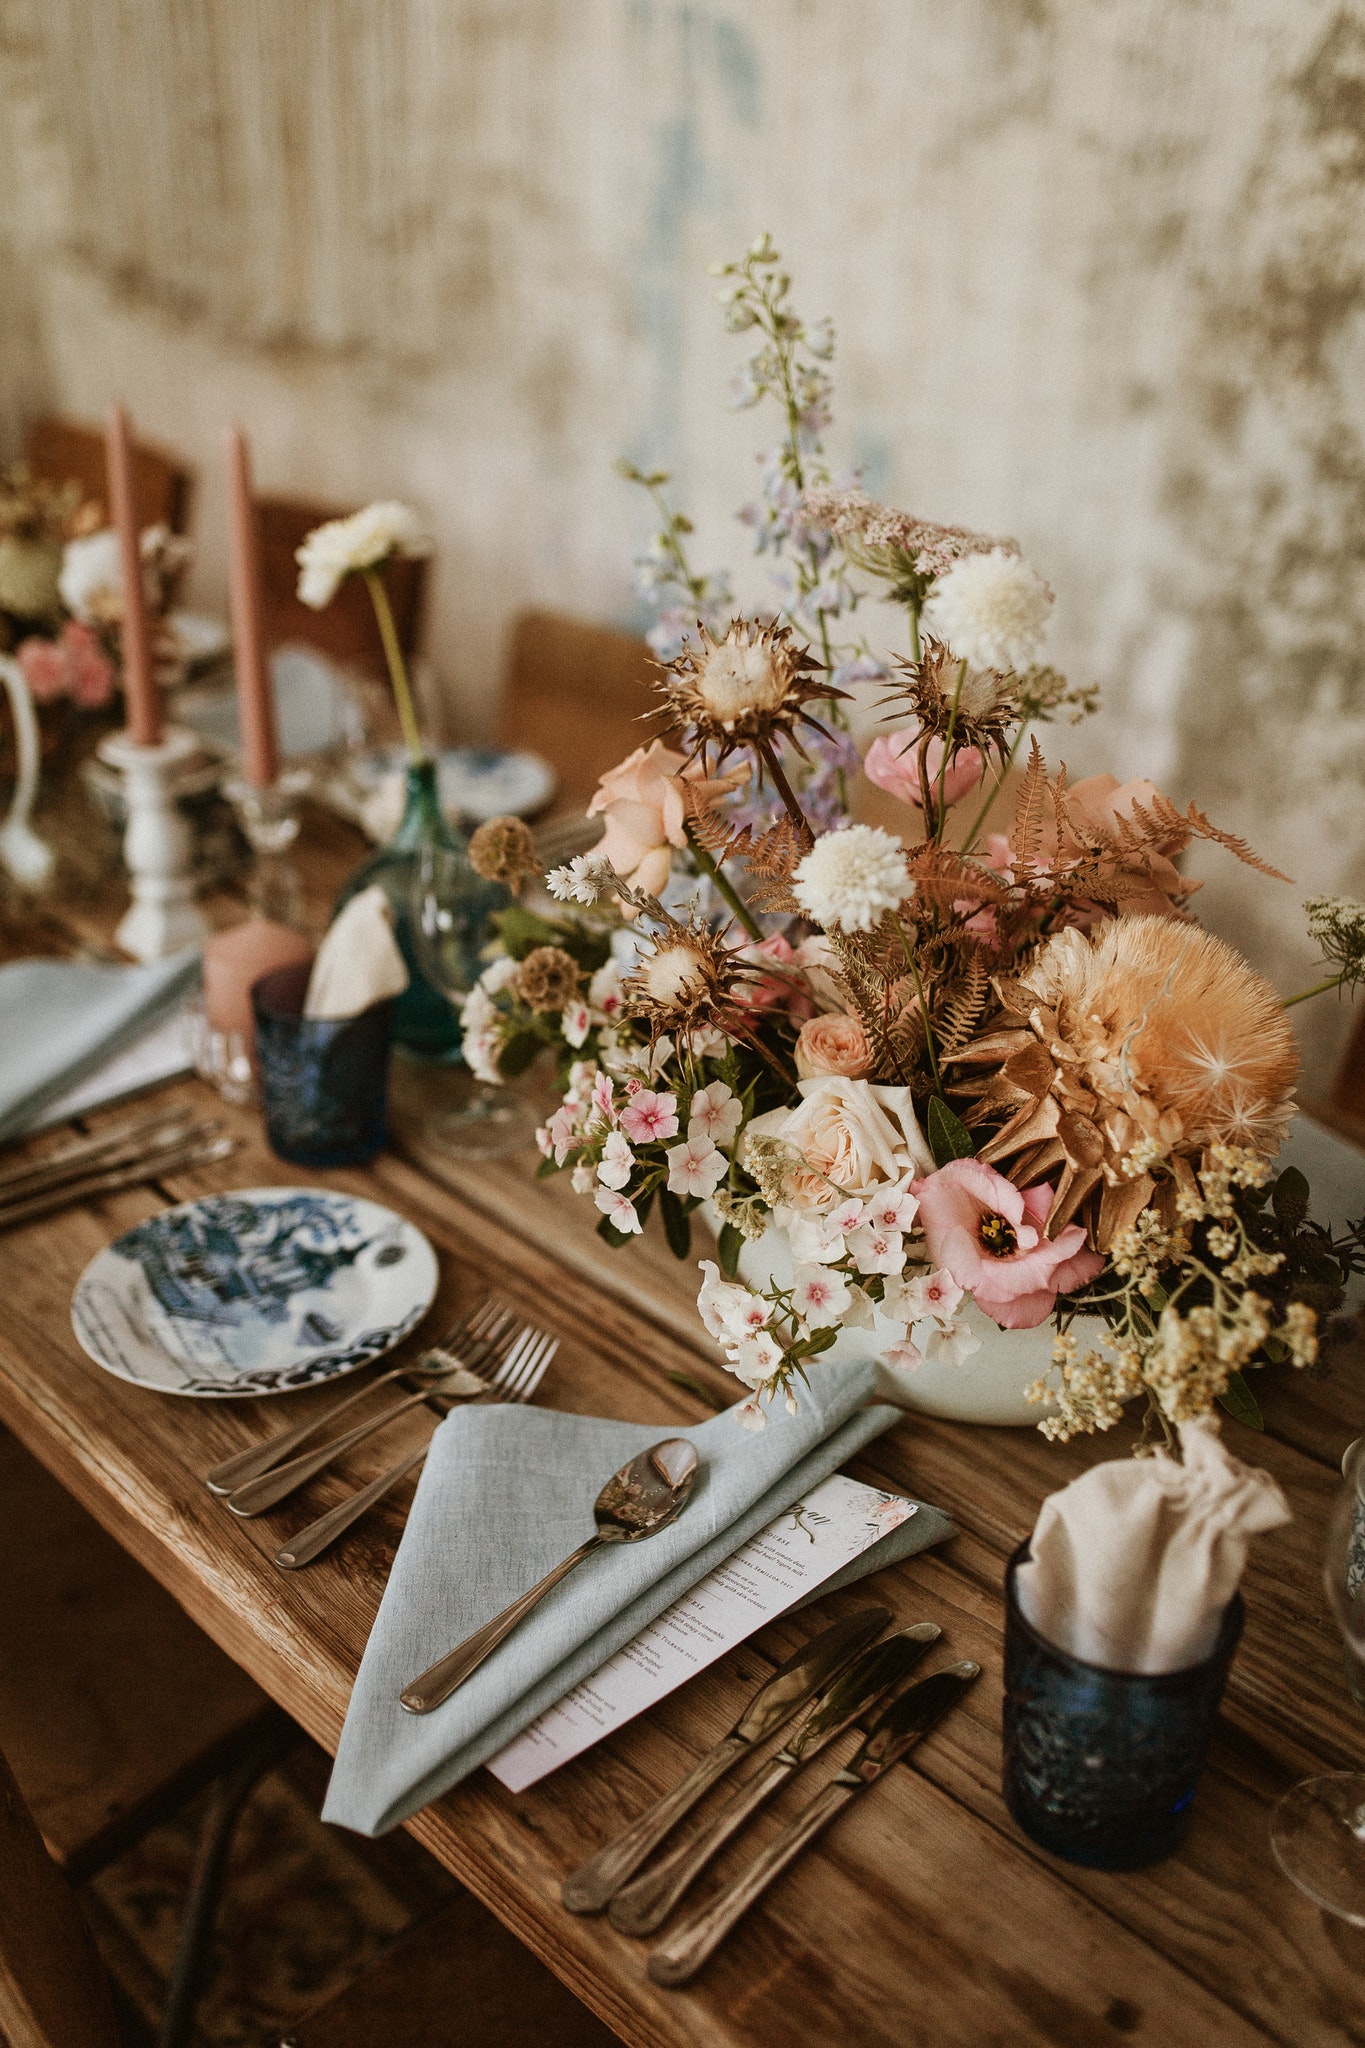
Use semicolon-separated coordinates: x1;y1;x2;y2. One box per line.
197;1286;971;1980
0;1106;237;1230
202;1294;557;1568
563;1606;980;1984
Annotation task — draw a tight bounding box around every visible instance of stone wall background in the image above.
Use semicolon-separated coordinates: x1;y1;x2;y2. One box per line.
0;0;1361;1086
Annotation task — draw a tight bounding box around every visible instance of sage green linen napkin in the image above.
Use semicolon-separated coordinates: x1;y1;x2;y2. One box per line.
323;1357;952;1835
0;951;201;1140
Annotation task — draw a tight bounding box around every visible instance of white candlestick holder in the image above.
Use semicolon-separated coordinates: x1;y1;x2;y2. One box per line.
98;725;211;962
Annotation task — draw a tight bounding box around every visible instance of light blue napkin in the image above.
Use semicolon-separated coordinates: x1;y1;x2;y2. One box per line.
0;951;201;1141
323;1358;952;1835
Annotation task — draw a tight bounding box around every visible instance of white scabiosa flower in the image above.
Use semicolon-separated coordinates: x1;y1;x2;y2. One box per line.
58;528;122;622
296;501;432;609
922;547;1053;670
792;824;912;933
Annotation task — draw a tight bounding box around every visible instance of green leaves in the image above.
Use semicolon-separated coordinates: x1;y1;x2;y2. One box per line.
495;1029;544;1080
717;1222;744;1281
660;1189;693;1261
492;905;610;973
1217;1370;1264;1430
927;1096;975;1168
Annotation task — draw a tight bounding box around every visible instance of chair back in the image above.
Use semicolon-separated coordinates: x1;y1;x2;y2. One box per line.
255;495;427;669
24;414;193;534
1328;1005;1365;1144
497;609;659;809
0;1738;121;2048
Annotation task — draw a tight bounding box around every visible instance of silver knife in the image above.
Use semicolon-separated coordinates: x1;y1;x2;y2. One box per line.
561;1606;891;1914
648;1660;981;1987
607;1621;941;1936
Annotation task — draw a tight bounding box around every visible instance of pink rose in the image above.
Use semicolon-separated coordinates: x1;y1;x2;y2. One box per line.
795;1012;872;1080
863;726;984;811
911;1159;1104;1330
17;622;114;709
587;740;749;900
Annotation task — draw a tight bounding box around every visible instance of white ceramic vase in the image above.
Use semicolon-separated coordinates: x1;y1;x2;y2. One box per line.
723;1215;1108;1427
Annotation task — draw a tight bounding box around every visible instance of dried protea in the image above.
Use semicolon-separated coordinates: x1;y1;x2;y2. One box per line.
946;914;1299;1248
621;916;747;1042
468;814;538;890
517;945;583;1014
655;617;841;769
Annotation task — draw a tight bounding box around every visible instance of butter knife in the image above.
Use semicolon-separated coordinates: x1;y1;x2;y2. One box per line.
561;1606;890;1914
607;1621;940;1936
648;1660;981;1986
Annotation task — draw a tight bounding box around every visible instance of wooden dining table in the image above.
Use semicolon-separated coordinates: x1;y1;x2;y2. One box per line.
3;798;1365;2048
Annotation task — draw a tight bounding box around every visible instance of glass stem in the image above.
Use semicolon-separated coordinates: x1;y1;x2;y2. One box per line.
363;567;425;764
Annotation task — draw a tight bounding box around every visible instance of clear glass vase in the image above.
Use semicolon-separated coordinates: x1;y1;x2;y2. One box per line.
332;757;506;1060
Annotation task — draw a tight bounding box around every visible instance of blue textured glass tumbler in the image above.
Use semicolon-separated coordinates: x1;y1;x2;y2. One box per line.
1003;1542;1243;1870
252;961;395;1168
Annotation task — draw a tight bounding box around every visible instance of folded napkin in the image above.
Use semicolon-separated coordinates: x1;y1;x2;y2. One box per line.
305;886;409;1020
0;950;201;1141
323;1358;952;1835
1015;1418;1290;1673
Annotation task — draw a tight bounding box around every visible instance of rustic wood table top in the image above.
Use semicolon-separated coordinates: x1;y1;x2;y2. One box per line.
3;794;1365;2047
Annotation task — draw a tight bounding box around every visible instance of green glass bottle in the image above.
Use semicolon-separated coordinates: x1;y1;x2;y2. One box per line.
332;758;507;1060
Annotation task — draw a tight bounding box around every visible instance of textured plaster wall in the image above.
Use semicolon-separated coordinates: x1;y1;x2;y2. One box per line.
0;0;1362;1086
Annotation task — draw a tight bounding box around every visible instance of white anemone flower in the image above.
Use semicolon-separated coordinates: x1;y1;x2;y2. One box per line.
792;825;912;934
922;547;1053;670
296;501;432;609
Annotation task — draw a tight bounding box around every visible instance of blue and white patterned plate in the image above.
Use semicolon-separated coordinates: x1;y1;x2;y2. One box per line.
71;1188;438;1398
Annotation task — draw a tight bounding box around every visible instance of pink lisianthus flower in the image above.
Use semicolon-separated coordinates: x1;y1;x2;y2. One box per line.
586;740;749;901
863;726;984;811
731;933;816;1020
911;1159;1104;1330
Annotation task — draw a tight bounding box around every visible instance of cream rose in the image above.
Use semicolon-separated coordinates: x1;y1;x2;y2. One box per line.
794;1012;872;1080
745;1076;935;1214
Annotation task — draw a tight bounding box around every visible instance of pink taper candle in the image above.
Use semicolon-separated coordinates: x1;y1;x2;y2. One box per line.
225;426;280;787
104;405;160;747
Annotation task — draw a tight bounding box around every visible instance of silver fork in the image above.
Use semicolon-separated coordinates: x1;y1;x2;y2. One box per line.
224;1314;540;1518
205;1297;513;1496
274;1330;558;1569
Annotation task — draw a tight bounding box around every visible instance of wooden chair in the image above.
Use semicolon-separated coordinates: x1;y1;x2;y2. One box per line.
255;495;427;670
0;1737;123;2048
23;416;194;535
0;1427;291;2046
496;610;659;810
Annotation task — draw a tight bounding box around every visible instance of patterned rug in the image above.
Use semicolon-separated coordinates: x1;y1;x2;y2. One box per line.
85;1742;459;2047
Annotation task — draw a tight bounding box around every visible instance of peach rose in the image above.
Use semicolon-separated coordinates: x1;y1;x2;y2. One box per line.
587;741;749;899
863;726;984;811
745;1076;934;1215
1061;775;1198;919
795;1012;872;1080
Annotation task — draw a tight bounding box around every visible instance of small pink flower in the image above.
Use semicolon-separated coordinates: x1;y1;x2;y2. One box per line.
861;1174;918;1234
791;1264;851;1327
882;1339;926;1374
535;1124;553;1158
594;1186;642;1235
562;1001;591;1049
619;1088;679;1144
547;1103;578;1165
597;1130;635;1191
688;1081;743;1147
845;1224;905;1276
591;1072;616;1126
863;726;984;811
17;636;66;704
18;621;115;709
911;1159;1105;1330
665;1134;726;1199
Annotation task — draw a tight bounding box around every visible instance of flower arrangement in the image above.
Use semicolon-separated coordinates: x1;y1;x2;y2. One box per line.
0;463;199;714
463;238;1365;1445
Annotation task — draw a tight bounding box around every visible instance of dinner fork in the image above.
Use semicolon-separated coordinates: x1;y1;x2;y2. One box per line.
275;1330;557;1569
205;1296;513;1496
224;1318;553;1518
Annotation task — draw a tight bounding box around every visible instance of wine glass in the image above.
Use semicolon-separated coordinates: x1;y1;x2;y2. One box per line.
1269;1435;1365;1922
409;842;541;1159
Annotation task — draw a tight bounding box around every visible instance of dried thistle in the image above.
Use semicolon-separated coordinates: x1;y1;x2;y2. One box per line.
467;814;538;890
621;914;749;1043
878;638;1019;763
655;616;841;773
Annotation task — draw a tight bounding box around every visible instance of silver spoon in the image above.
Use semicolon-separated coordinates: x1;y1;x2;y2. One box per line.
399;1438;700;1715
